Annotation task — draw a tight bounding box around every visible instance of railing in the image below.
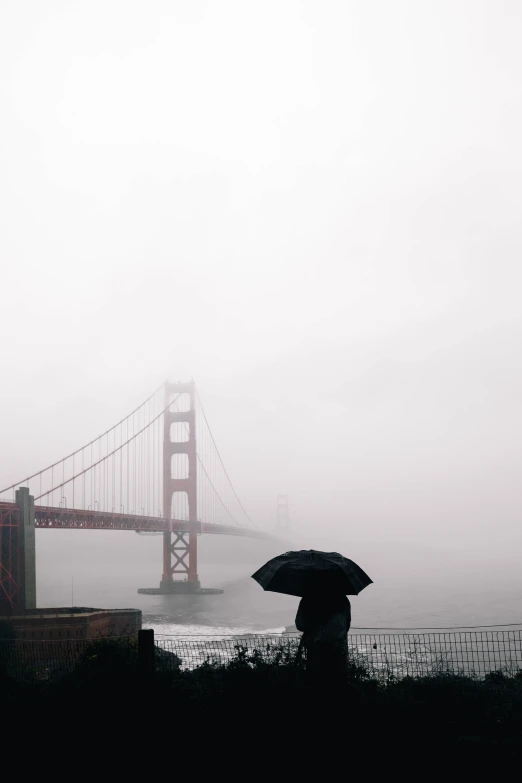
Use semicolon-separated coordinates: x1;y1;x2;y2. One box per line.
1;629;521;683
154;630;522;679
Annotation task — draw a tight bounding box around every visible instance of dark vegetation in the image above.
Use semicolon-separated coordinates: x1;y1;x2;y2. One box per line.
2;639;521;772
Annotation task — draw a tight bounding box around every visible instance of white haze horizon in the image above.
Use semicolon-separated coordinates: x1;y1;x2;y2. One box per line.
1;0;522;611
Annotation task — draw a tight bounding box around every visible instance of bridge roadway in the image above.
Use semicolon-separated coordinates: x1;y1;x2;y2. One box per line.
0;501;272;539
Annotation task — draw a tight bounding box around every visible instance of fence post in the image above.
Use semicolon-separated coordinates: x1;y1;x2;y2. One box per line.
138;629;155;678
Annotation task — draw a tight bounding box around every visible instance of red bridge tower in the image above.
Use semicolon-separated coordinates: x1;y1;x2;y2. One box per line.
160;380;200;593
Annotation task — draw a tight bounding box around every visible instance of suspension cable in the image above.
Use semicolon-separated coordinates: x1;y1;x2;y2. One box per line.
34;394;181;501
0;383;164;494
196;392;257;527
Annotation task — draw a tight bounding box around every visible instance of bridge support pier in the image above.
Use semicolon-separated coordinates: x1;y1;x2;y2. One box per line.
16;487;36;610
160;530;200;593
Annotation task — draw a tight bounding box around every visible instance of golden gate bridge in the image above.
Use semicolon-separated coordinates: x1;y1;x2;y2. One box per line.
0;380;275;612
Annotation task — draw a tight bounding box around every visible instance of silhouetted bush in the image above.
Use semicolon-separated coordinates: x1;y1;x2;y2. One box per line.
2;637;522;766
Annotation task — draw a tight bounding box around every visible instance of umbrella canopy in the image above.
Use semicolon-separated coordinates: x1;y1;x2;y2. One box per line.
251;550;372;598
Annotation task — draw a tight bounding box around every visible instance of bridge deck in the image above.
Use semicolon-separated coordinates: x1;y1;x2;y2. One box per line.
0;502;272;540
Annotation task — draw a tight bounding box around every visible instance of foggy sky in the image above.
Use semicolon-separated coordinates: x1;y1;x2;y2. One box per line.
1;1;522;552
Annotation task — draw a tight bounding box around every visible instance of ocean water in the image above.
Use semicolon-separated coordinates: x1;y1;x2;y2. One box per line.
35;529;522;636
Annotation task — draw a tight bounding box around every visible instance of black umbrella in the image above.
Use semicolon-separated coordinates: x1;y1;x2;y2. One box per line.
251;550;372;598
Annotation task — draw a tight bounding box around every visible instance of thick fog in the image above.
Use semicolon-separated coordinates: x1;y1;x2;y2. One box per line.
1;0;522;583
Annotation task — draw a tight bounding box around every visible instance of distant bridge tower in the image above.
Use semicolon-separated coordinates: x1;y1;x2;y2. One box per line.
161;380;200;593
276;494;290;531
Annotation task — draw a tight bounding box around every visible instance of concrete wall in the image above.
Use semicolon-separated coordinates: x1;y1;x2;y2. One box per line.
2;607;142;640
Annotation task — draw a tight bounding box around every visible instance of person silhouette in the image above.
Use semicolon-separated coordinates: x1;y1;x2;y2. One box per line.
295;591;351;676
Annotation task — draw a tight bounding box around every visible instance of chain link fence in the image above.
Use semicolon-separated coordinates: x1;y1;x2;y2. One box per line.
1;630;521;683
155;630;522;679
